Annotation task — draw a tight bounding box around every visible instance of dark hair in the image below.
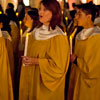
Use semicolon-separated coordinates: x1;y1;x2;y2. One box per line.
6;8;18;25
64;2;69;9
27;10;39;32
17;2;25;21
39;0;62;30
0;14;11;35
8;3;14;9
0;5;4;14
72;3;76;8
80;3;97;21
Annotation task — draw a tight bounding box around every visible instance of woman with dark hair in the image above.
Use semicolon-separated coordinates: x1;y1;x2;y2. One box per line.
19;0;70;100
67;3;100;100
18;9;39;52
22;10;39;36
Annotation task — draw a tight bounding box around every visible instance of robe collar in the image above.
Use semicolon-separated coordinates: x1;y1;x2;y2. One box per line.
33;25;66;40
0;29;12;41
76;26;100;40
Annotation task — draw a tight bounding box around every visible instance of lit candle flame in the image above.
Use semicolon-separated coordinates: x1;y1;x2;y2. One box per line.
16;12;19;17
0;11;2;14
65;17;68;21
19;21;22;25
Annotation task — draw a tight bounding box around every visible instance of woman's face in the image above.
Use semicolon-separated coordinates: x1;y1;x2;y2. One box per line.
24;13;33;28
39;3;52;26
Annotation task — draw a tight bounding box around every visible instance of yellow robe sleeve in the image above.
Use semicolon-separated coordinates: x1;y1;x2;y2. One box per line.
0;37;13;100
39;35;70;91
75;35;100;86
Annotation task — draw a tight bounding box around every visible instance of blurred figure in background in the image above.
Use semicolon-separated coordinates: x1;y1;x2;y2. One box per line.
0;14;14;85
16;2;25;21
7;3;14;9
0;4;4;14
6;7;19;53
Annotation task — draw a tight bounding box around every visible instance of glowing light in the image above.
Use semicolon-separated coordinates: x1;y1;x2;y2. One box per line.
65;17;68;21
14;0;17;3
0;11;2;14
23;0;29;6
93;0;98;5
16;12;18;16
19;21;22;25
26;33;29;37
66;0;68;2
65;32;67;35
57;0;62;1
81;0;87;3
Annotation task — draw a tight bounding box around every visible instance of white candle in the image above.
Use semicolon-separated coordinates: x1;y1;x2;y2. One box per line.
24;33;29;56
69;28;77;55
70;36;72;55
20;28;23;44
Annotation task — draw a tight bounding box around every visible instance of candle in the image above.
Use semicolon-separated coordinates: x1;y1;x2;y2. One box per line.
70;36;72;55
19;21;22;25
16;12;19;17
70;28;77;55
24;33;29;56
19;21;23;44
20;28;23;44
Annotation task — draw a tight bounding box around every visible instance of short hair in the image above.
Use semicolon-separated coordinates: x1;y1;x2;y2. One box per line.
8;3;14;9
80;3;97;22
39;0;62;30
0;14;11;34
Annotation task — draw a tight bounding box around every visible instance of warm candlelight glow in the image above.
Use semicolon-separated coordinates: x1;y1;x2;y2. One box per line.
19;21;22;25
0;11;2;14
65;32;67;35
16;12;19;17
70;35;72;55
65;17;68;21
23;0;29;6
69;28;77;55
20;29;23;36
20;29;23;43
26;33;29;37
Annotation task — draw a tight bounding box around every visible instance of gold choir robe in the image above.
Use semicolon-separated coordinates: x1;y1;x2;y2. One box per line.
19;34;70;100
67;27;100;100
2;30;15;85
0;37;13;100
